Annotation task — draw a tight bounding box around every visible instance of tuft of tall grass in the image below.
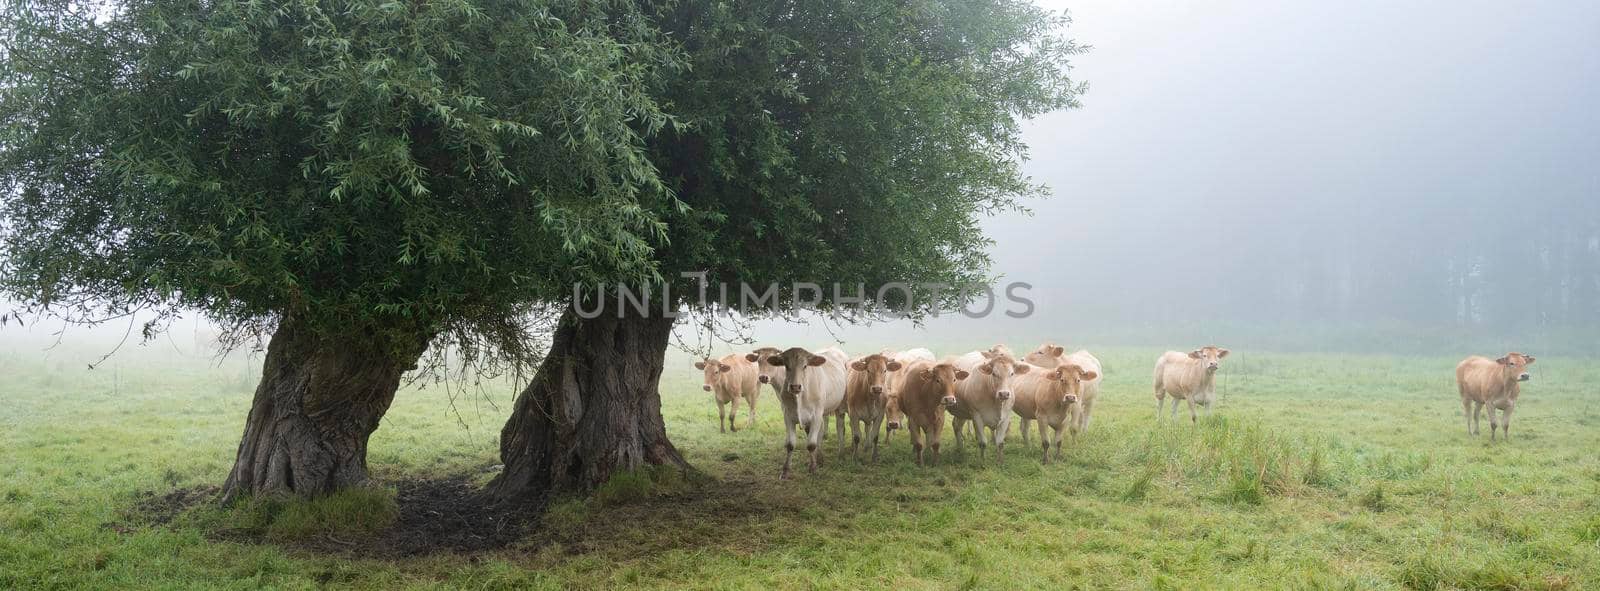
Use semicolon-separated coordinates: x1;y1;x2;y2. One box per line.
211;487;399;542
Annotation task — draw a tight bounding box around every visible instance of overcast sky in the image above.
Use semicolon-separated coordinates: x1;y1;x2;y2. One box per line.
732;0;1600;352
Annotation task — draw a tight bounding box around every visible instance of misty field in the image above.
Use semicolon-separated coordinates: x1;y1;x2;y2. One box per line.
2;345;1598;590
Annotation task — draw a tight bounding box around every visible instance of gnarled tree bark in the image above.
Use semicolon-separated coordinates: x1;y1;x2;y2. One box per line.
220;315;427;504
489;308;691;501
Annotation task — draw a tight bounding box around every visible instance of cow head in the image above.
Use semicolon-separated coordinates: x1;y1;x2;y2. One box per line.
850;353;902;397
919;361;970;406
745;347;784;387
884;389;905;432
1187;345;1230;372
693;358;734;392
1047;363;1098;404
767;347;829;395
1022;342;1067;368
980;344;1013;360
1496;352;1535;382
974;351;1029;401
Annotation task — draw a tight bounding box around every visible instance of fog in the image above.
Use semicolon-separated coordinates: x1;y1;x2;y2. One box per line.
4;0;1598;358
737;0;1600;354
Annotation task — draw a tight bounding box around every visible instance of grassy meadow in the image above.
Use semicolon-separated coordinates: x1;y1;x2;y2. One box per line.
2;341;1599;589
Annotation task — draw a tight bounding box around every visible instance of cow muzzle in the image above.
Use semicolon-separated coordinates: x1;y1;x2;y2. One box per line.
788;384;804;393
1207;363;1219;371
759;375;770;384
886;420;901;430
702;385;712;392
1518;373;1530;382
941;396;958;406
1063;395;1078;404
871;386;884;395
996;390;1012;400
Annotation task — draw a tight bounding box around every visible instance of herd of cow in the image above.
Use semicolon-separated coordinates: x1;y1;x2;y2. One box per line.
697;344;1538;478
696;343;1230;478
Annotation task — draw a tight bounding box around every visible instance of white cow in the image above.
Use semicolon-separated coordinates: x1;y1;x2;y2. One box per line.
763;346;850;479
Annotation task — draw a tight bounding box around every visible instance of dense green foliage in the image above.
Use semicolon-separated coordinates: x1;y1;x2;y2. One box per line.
3;343;1597;588
1;0;679;357
646;0;1085;310
1;0;1084;362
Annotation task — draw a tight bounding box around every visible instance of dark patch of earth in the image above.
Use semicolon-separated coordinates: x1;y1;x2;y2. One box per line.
114;471;544;559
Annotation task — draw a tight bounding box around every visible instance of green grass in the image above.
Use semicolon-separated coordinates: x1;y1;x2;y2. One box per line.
2;343;1598;589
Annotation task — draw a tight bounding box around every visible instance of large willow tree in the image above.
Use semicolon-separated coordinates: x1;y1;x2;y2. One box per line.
0;0;682;501
488;0;1084;499
2;0;1082;503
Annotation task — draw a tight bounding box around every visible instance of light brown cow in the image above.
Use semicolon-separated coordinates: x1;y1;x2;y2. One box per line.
948;349;1029;463
1457;352;1535;441
882;348;935;440
885;358;969;466
1017;342;1068;442
1153;345;1230;423
762;346;850;479
1012;359;1099;462
696;354;760;433
844;353;904;462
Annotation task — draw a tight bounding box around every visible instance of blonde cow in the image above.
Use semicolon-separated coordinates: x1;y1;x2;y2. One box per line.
1012;356;1100;462
1456;352;1535;441
1153;345;1230;423
844;353;904;462
696;354;760;433
761;346;850;479
883;348;936;440
948;348;1029;463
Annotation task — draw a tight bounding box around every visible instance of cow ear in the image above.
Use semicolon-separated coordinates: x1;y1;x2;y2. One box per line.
719;363;732;372
1496;356;1510;365
694;361;707;370
768;356;786;367
919;368;933;380
1013;363;1031;374
978;363;993;375
745;353;760;363
1079;370;1098;381
808;355;827;367
980;350;995;360
1189;350;1203;359
886;360;903;372
851;360;868;371
1524;355;1535;364
1051;346;1064;357
955;370;971;380
1217;349;1230;358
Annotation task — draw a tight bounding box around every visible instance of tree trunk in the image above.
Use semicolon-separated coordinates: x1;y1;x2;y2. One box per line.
220;315;426;504
489;308;691;501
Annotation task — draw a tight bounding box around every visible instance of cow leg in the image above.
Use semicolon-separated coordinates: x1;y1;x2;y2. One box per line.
1472;401;1483;436
1020;417;1031;445
1039;419;1051;464
836;409;848;458
995;417;1009;465
1461;399;1473;435
781;403;800;479
911;423;926;467
868;417;883;463
1052;424;1064;462
1170;397;1181;421
951;417;965;453
1186;398;1197;424
1501;404;1515;441
747;393;759;429
1488;406;1500;442
1155;393;1166;422
717;400;728;434
1080;399;1094;432
973;422;988;462
849;417;862;460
